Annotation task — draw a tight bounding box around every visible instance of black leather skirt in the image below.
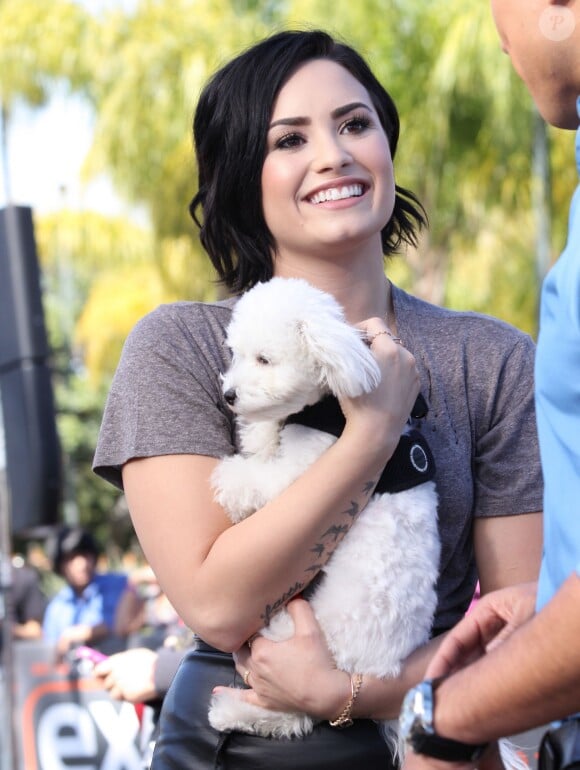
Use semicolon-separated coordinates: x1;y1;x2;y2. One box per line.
151;642;394;770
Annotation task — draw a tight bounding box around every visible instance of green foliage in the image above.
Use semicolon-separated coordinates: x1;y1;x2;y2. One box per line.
81;0;273;239
36;209;218;383
35;208;218;537
0;0;94;109
445;209;539;338
55;375;123;539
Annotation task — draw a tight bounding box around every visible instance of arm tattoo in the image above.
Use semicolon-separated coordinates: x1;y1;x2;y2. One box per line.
362;479;378;495
342;500;359;519
260;476;379;624
261;581;304;626
320;523;349;541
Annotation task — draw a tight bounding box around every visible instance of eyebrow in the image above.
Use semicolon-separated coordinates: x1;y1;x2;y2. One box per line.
268;101;373;130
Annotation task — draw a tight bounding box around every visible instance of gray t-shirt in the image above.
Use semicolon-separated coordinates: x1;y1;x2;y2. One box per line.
94;284;543;631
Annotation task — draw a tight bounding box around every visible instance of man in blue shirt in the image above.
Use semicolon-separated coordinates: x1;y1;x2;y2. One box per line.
400;1;580;765
43;526;127;658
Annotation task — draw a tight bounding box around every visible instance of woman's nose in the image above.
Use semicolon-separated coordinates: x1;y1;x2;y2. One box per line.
311;134;353;173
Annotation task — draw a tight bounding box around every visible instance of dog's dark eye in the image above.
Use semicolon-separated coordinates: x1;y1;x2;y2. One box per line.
256;354;271;365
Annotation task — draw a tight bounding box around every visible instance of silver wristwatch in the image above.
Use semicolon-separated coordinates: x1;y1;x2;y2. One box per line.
399;678;488;762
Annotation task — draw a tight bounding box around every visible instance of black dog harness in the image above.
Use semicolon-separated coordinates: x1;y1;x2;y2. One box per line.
286;394;435;494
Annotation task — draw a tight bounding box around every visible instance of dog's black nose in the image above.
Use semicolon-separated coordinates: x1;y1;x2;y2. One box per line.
224;388;237;406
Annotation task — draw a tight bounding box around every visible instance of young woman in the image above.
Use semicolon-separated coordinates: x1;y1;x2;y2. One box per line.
94;30;543;769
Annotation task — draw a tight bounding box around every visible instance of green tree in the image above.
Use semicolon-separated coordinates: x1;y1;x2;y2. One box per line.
81;0;274;241
35;210;205;536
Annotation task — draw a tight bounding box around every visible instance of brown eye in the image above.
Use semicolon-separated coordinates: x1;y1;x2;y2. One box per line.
275;132;304;150
256;354;271;365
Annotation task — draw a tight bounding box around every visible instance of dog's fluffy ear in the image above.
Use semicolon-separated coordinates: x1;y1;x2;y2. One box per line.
297;317;381;398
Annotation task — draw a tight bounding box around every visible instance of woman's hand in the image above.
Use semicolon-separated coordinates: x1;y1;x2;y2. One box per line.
341;317;420;452
215;598;350;720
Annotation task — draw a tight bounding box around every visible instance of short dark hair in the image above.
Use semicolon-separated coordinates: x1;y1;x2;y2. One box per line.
190;29;426;293
49;526;100;575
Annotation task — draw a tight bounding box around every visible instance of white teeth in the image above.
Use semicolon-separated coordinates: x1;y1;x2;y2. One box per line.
310;184;364;204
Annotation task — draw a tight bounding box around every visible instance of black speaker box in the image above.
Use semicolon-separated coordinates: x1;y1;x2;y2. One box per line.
0;206;61;533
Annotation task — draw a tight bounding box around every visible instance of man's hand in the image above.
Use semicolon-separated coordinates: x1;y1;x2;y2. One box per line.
425;582;537;680
56;624;94;658
400;583;538;770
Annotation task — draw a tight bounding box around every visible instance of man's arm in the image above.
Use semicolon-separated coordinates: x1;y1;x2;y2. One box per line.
431;572;580;744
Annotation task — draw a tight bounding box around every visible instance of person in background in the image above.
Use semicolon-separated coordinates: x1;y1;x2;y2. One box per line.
95;643;189;705
114;564;181;650
2;555;47;644
42;526;127;658
94;626;196;767
398;2;580;768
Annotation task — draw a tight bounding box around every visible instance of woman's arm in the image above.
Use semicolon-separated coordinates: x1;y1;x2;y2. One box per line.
473;511;543;594
123;330;420;652
228;512;544;720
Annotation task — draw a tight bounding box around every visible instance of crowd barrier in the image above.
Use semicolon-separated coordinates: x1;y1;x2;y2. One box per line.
10;640;153;770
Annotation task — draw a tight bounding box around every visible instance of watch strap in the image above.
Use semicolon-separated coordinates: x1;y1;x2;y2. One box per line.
410;732;488;762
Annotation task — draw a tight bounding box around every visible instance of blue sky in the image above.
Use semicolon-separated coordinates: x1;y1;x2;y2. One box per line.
0;93;121;215
0;0;136;216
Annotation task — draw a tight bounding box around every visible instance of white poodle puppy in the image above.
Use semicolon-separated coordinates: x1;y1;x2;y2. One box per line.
209;277;440;747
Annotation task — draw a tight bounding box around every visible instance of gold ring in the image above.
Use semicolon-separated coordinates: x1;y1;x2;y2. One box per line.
243;669;251;687
368;330;404;347
368;330;390;345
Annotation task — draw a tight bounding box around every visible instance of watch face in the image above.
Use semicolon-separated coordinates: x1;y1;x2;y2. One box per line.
399;688;417;739
399;682;434;741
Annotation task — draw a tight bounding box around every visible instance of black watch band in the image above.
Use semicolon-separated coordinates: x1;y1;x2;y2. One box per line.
410;731;488;762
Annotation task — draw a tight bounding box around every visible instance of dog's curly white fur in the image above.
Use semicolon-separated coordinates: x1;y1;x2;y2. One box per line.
209;277;440;748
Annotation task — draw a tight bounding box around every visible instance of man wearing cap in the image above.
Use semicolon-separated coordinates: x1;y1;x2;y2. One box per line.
43;526;127;658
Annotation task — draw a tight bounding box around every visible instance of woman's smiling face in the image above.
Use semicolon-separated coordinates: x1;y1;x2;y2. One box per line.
261;58;396;264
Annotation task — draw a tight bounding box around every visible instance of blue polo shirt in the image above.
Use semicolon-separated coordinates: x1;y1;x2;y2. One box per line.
535;97;580;609
42;572;128;642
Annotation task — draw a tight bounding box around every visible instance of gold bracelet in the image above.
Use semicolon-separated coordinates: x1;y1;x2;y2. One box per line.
328;673;363;728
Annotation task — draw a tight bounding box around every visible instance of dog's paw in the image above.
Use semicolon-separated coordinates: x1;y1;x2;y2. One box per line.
261;608;295;642
213;489;258;523
208;688;314;738
211;458;267;522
